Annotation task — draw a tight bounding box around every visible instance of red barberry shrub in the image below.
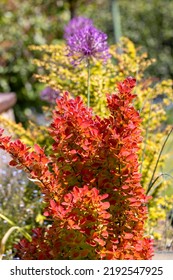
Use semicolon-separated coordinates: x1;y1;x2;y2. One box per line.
0;77;153;259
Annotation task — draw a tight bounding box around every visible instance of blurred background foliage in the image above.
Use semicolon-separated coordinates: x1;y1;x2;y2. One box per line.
0;0;173;125
119;0;173;80
0;150;44;259
0;0;68;125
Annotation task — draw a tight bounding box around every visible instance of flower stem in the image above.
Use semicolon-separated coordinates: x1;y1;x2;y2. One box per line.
87;60;91;107
147;126;173;194
0;213;31;241
140;102;152;174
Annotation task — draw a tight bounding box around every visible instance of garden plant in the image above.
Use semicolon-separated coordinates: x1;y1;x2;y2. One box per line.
29;19;173;243
0;16;173;259
0;76;154;259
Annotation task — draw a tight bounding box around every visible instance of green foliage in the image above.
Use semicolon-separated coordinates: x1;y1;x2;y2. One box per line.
119;0;173;78
0;0;68;124
0;149;44;259
67;0;173;79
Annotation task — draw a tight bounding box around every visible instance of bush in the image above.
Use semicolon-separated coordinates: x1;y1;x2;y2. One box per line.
0;77;153;259
1;15;172;258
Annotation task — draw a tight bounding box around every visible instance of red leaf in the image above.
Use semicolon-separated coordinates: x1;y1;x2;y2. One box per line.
124;233;133;239
9;160;18;166
101;202;110;210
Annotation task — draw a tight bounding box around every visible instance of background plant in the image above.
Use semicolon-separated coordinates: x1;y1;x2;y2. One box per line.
0;150;44;259
1;0;173;125
0;0;67;125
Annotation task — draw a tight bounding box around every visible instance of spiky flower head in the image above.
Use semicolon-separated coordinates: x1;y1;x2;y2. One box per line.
66;24;111;66
40;87;60;104
64;16;93;39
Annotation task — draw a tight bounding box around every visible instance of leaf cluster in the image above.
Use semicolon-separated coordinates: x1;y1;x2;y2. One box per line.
0;78;153;259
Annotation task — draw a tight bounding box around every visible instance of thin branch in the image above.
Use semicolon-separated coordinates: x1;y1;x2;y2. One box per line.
147;172;173;195
87;59;91;107
147;126;173;194
140;102;152;174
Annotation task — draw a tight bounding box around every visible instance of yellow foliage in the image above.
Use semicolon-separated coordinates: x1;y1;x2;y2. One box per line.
0;115;50;150
147;194;173;238
153;232;162;241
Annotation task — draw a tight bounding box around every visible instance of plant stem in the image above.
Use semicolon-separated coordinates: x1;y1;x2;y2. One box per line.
147;126;173;194
0;226;19;260
140;102;152;174
0;213;31;241
147;173;173;195
0;213;15;226
87;59;91;107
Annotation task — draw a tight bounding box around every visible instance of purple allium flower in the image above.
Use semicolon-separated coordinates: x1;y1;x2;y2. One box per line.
40;87;61;104
66;25;111;66
64;16;93;39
